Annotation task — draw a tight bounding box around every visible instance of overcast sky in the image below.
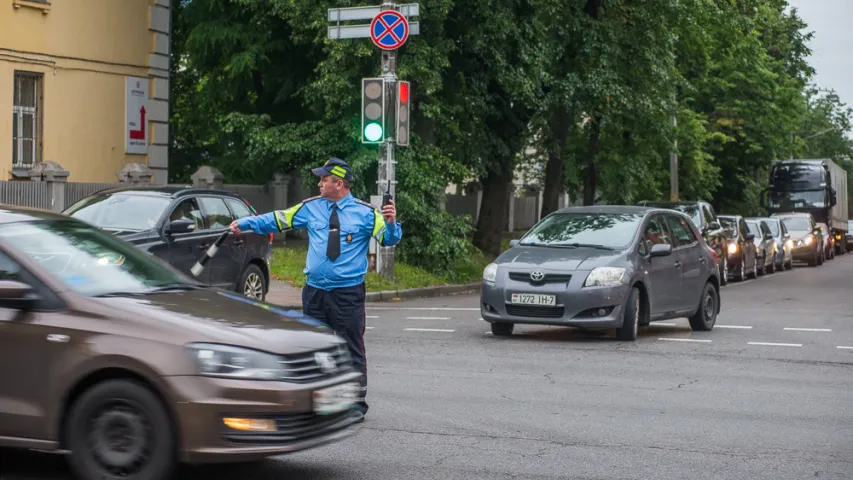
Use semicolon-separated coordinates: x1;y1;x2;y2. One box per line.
786;0;852;107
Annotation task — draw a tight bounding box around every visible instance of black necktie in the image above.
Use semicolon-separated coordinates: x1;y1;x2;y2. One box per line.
327;204;340;261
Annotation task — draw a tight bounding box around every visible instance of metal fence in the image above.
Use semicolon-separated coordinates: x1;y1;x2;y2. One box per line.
0;181;51;210
65;182;117;207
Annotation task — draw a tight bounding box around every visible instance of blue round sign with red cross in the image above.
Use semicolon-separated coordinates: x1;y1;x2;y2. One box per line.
370;10;409;50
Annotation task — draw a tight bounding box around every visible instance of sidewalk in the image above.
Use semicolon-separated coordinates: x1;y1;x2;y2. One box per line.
265;280;303;307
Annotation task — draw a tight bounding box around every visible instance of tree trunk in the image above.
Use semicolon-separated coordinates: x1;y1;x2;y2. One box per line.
540;110;573;218
583;116;602;206
473;162;514;256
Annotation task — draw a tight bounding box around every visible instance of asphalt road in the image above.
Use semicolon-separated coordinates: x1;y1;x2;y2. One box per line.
2;256;852;479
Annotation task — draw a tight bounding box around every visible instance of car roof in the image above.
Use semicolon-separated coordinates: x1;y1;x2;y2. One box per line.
85;185;245;200
718;214;741;219
0;204;76;224
553;205;656;215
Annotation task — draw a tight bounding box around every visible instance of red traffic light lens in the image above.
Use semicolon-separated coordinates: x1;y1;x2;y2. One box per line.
399;83;409;103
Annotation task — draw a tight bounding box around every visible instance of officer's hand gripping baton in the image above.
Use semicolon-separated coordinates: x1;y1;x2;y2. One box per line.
191;231;230;277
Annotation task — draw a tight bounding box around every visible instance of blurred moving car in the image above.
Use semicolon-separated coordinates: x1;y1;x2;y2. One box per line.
718;215;758;281
755;217;793;271
63;186;272;301
772;212;824;266
481;206;721;341
745;218;777;275
0;206;362;480
636;200;731;286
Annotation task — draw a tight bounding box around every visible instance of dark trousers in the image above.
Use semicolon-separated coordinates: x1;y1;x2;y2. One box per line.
302;283;369;414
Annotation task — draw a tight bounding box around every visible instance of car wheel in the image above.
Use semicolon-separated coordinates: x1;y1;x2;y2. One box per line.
491;322;514;336
689;282;718;331
616;287;640;342
750;258;758;279
719;255;728;286
239;264;266;301
768;256;776;273
66;379;175;480
736;258;746;281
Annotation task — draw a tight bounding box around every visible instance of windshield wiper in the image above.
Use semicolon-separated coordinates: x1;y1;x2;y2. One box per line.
565;243;616;251
145;283;204;293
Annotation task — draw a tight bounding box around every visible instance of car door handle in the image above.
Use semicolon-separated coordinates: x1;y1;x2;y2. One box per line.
233;239;244;246
198;244;210;250
673;261;682;268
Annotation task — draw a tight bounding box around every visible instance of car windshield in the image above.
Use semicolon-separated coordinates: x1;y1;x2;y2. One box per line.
0;219;190;296
645;204;701;227
519;212;643;249
719;217;736;231
780;216;811;231
769;190;825;209
64;193;171;233
765;221;779;236
746;221;761;236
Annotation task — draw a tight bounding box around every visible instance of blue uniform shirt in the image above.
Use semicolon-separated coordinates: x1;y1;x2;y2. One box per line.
236;193;403;290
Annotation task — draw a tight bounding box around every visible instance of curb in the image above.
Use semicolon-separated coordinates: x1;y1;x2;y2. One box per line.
271;282;482;310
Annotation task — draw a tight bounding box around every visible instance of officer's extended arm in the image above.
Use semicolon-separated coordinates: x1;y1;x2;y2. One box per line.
371;209;402;247
237;203;309;234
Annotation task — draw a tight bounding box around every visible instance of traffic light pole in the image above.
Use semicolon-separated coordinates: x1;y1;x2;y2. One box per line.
377;41;397;280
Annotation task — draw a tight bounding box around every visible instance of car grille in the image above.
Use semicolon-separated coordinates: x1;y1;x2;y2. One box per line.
508;272;572;284
506;305;564;318
278;345;353;383
222;410;359;445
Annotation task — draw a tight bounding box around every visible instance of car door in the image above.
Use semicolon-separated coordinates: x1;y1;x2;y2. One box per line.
225;196;264;261
0;247;68;440
159;197;212;283
739;218;755;270
664;214;705;311
641;214;679;315
197;196;244;288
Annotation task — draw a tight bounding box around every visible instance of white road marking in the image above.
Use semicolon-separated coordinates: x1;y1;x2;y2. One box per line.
657;338;712;343
716;325;753;329
748;342;802;347
404;328;455;333
783;328;832;332
366;315;380;319
365;326;375;330
368;307;479;311
837;346;853;350
406;316;451;320
650;322;678;327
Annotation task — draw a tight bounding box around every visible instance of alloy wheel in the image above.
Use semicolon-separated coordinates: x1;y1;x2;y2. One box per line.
243;272;264;299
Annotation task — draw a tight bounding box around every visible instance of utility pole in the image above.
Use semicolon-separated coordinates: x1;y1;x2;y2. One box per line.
328;2;419;280
670;93;679;201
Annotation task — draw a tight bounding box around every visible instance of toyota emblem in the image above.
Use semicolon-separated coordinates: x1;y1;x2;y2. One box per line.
530;271;545;282
314;352;337;374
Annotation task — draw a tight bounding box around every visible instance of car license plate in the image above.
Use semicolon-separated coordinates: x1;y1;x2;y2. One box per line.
511;293;556;306
313;382;360;415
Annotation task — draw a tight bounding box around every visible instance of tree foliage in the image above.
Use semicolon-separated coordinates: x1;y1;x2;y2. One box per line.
170;0;852;265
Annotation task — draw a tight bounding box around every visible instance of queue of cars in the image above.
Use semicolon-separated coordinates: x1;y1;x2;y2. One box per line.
0;192;363;480
481;200;844;340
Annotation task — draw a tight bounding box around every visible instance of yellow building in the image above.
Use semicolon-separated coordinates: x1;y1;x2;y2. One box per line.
0;0;171;184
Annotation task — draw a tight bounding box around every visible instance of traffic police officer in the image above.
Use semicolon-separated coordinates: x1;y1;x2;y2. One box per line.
229;157;402;419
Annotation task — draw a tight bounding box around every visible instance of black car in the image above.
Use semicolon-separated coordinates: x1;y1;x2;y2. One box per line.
718;215;758;281
637;200;732;286
62;186;272;300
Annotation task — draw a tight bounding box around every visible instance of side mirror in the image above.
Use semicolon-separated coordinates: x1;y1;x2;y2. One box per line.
745;233;755;242
649;244;672;257
508;239;520;248
783;233;791;239
167;218;196;235
759;189;767;208
0;280;39;311
708;221;721;231
830;191;838;207
764;233;773;240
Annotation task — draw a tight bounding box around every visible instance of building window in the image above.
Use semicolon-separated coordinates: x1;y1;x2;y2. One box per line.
12;71;42;168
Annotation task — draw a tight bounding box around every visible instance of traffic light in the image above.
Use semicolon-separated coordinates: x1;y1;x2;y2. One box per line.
396;81;410;147
361;78;385;144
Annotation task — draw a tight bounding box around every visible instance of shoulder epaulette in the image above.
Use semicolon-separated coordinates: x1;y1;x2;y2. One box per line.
355;198;381;210
302;195;322;204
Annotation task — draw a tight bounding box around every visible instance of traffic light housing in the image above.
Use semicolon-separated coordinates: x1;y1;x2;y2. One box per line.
361;78;385;144
396;81;410;147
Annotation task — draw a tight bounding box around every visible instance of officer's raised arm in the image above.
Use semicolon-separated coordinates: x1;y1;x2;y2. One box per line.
369;201;402;247
229;203;311;235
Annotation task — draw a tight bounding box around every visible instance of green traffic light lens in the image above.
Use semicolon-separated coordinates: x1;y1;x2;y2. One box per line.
364;123;383;142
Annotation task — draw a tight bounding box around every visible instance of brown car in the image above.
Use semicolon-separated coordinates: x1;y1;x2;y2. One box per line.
0;206;363;480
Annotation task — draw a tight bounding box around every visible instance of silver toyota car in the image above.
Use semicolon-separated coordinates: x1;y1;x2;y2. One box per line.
481;206;721;341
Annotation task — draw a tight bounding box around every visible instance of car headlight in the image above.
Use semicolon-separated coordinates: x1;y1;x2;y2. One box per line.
483;263;498;283
785;239;793;250
727;242;738;254
583;267;627;288
188;343;283;380
804;235;813;245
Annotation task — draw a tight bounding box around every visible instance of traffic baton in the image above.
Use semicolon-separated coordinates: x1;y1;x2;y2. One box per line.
191;231;230;277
